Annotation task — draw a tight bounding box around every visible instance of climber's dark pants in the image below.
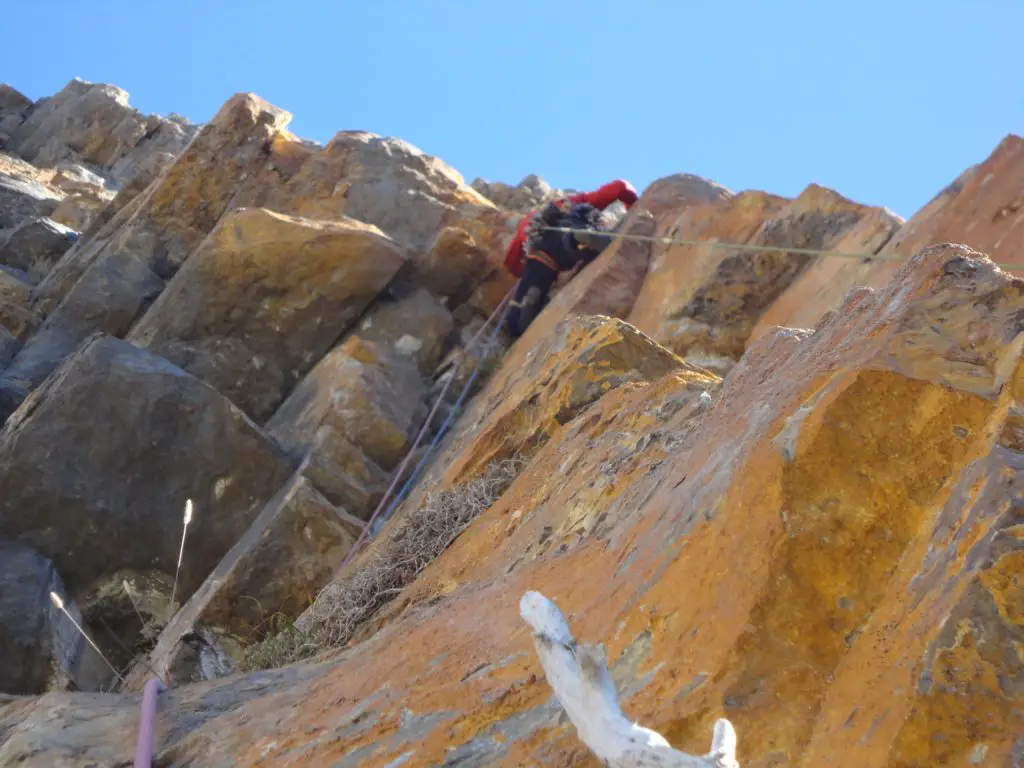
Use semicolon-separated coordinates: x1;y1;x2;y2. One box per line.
505;228;614;338
506;258;557;338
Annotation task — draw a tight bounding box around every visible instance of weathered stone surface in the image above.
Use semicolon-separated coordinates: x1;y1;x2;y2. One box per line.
302;425;389;518
637;172;734;217
128;207;406;420
350;287;454;372
0;169;62;229
0;268;37;339
125;470;361;689
0;336;295;606
266;336;426;472
2;244;1024;765
471;173;571;212
231;129;515;260
8;93;292;388
0;85;32;145
0;326;19;367
6;79;197;181
864;133;1024;286
634;184;882;373
0;540;110;695
747;205;903;343
49;190;109;232
628;190;787;339
425;314;698;489
411;225;490;306
0;217;77;282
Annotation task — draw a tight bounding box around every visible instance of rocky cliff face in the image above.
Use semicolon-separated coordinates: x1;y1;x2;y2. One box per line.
0;78;1021;767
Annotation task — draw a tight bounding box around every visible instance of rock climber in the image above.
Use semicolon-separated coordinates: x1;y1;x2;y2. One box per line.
503;179;639;338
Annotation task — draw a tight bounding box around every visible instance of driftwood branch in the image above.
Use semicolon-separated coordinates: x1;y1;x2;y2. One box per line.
520;591;739;767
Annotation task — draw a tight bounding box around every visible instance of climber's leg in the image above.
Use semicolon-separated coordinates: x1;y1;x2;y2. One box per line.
506;258;557;338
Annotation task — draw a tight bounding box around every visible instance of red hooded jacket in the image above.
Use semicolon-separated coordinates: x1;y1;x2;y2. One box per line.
503;179;639;277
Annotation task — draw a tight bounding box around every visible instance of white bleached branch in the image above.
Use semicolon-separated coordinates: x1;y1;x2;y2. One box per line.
520;591;739;767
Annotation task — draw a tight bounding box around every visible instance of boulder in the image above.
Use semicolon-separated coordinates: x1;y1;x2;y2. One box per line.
267;336;426;473
8;93;292;389
128;207;406;421
633;184;884;373
0;85;33;145
0;217;78;282
349;286;454;372
0;540;111;694
230;129;514;259
424;314;701;490
0;268;37;339
3;78;194;177
0;335;295;607
628;190;788;340
302;425;390;518
124;470;361;689
471;174;571;213
410;225;490;306
747;204;903;343
0;172;62;230
49;191;111;232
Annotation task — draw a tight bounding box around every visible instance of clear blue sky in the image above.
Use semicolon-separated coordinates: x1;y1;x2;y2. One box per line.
2;1;1020;219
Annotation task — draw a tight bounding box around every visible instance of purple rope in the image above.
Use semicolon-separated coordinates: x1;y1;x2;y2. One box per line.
134;677;166;767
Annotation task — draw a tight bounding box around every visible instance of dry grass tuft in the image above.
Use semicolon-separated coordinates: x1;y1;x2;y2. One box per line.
242;458;524;670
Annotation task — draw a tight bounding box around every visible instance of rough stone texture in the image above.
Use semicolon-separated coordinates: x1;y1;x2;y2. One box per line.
266;336;426;473
302;425;390;519
230;129;515;260
0;85;32;145
864;133;1024;286
0;165;63;229
0;540;110;695
350;287;454;372
0;326;19;367
420;314;697;491
49;190;110;232
633;184;881;374
6;78;197;178
124;470;361;689
0;336;295;605
410;225;490;306
0;268;36;340
1;243;1024;765
628;190;788;340
471;173;571;212
0;217;77;282
127;207;406;421
8;93;292;389
747;205;903;344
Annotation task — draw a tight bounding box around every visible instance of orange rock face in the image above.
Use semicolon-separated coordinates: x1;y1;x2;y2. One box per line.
4;245;1022;767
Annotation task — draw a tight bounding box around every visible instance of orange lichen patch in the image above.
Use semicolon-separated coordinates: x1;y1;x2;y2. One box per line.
438;316;701;487
980;550;1024;626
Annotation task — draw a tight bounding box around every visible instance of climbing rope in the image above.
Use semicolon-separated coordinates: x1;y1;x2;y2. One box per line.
543;225;1022;271
335;287;515;574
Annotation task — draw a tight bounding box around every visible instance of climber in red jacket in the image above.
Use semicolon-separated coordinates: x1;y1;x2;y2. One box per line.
503;179;639;278
504;179;639;337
